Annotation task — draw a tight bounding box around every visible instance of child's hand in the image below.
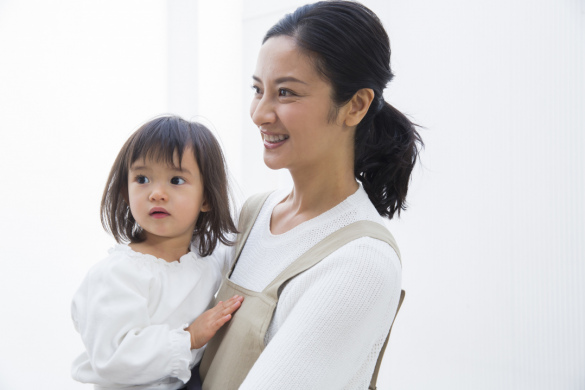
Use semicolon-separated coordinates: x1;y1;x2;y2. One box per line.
187;295;244;349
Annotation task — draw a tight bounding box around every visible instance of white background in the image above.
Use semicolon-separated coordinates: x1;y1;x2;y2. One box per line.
0;0;583;389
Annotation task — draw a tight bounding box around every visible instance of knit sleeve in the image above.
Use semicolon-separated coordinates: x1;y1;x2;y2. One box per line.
239;237;402;389
71;255;194;385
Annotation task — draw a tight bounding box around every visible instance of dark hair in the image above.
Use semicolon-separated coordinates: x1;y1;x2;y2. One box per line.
264;1;423;219
101;115;237;256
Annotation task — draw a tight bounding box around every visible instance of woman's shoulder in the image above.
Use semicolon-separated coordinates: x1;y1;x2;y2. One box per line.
313;186;402;282
295;219;401;294
278;232;401;321
335;234;401;276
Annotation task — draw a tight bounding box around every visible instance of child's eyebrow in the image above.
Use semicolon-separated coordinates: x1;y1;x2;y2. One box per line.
129;164;192;175
169;166;192;175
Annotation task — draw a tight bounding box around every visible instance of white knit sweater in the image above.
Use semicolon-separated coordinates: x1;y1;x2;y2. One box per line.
229;185;402;390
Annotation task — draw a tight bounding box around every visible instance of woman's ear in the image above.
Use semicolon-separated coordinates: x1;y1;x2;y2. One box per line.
343;88;375;127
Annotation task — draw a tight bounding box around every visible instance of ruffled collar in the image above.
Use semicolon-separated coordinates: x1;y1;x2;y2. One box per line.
109;244;199;266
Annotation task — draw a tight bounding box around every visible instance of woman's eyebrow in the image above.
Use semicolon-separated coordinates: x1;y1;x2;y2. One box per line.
252;75;307;85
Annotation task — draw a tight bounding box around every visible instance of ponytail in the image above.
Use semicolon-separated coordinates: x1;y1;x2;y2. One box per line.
355;100;423;219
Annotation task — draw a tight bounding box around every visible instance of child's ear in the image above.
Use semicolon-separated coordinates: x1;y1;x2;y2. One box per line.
200;199;211;212
122;190;130;206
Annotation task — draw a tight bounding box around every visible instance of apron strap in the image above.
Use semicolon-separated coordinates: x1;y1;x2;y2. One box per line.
228;191;272;276
263;220;401;299
369;289;405;390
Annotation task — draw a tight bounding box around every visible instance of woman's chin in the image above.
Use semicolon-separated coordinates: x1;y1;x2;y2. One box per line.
263;153;286;171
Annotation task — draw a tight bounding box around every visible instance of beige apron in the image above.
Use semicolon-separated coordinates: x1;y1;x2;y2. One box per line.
200;192;405;390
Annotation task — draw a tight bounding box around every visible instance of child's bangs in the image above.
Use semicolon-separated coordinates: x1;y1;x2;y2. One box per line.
129;118;192;168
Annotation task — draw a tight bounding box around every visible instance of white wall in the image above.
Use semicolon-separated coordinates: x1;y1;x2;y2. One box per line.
0;1;169;388
371;1;585;388
0;0;583;389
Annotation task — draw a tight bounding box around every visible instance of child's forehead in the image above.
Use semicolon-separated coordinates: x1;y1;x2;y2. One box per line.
129;157;180;170
132;145;193;162
129;146;197;170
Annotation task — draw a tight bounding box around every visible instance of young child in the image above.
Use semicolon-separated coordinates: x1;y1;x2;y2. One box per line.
71;115;242;389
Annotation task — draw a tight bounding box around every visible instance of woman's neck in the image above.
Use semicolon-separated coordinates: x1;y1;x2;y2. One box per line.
270;164;358;235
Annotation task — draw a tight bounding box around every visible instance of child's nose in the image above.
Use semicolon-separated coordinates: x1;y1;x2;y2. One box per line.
149;185;168;202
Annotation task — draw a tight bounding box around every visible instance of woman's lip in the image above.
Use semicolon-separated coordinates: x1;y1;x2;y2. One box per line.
263;137;287;149
260;128;288;136
261;131;289;149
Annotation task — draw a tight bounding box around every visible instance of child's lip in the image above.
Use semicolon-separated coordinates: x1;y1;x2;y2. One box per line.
149;207;170;216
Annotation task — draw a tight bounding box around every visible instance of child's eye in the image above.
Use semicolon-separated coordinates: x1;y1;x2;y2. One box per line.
171;177;185;185
136;175;149;184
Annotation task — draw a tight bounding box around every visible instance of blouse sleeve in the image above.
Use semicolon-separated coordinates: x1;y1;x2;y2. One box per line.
239;238;402;389
71;255;194;385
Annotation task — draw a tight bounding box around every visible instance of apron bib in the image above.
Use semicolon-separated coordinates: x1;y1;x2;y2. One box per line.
200;192;404;390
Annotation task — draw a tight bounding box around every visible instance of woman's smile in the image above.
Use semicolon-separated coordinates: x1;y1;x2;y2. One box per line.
261;131;289;149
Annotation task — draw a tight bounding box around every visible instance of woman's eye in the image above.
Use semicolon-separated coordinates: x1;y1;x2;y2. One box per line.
136;175;149;184
278;88;294;97
171;177;185;185
251;85;261;95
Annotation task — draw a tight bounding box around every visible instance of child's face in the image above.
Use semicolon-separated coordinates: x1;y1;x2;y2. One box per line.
127;147;208;246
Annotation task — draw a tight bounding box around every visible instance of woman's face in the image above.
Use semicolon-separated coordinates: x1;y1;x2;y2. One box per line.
250;36;352;174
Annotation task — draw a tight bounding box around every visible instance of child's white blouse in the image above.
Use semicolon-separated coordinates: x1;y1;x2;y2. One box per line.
71;244;228;390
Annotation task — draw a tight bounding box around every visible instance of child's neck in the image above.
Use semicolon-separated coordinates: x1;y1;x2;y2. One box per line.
129;236;191;263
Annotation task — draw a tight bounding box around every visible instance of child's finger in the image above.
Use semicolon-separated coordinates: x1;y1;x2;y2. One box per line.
209;298;241;322
213;314;232;328
205;296;243;323
224;295;243;304
220;298;242;316
215;296;242;310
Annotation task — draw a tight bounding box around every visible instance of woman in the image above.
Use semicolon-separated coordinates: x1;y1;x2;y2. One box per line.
198;1;422;389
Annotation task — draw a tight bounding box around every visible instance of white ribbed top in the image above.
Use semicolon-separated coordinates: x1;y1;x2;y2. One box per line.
230;185;402;390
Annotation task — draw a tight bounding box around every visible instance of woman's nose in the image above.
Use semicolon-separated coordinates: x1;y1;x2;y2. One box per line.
250;94;276;127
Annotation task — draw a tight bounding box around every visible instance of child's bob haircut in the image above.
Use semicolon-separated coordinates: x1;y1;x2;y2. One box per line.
100;115;237;257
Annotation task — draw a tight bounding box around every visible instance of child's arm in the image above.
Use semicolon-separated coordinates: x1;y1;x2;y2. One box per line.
187;295;244;349
71;255;240;386
72;258;191;385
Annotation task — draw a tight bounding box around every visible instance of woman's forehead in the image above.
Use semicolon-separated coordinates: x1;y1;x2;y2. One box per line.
254;36;320;83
